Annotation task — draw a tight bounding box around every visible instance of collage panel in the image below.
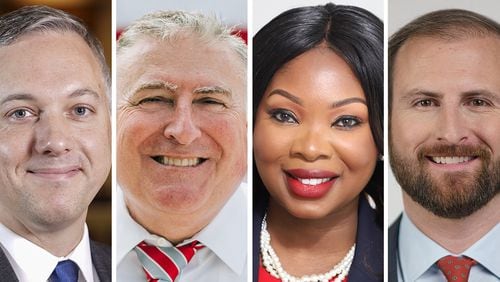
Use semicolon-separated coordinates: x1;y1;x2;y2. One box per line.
253;1;384;281
115;1;248;281
388;0;500;281
0;1;111;281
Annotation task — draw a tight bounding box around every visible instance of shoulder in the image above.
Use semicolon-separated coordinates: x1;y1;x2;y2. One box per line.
349;196;383;281
90;240;111;282
0;247;18;281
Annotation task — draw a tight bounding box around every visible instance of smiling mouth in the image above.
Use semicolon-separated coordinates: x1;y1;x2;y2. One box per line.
284;169;338;186
151;156;207;167
428;156;477;164
295;177;335;186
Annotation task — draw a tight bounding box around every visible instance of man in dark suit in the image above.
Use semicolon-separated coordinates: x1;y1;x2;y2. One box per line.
0;6;111;281
388;9;499;282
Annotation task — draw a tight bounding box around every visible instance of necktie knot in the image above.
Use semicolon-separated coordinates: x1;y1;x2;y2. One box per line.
437;255;476;282
50;260;79;282
135;240;204;282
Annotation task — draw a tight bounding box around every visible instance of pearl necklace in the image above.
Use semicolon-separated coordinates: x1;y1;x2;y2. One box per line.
260;214;355;282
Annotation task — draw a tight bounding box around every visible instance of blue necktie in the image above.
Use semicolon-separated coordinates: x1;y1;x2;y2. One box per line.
50;260;79;282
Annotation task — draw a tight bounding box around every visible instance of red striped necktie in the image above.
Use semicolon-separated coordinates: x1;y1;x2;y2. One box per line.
134;240;204;282
437;255;476;282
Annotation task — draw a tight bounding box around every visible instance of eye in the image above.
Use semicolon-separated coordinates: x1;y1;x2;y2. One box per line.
8;109;35;120
138;96;173;105
196;98;226;107
74;106;89;116
415;99;436;107
466;98;492;107
269;109;298;124
333;116;361;129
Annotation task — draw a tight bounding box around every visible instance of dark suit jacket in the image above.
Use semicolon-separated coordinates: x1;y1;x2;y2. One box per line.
253;195;383;282
388;215;402;282
0;240;110;282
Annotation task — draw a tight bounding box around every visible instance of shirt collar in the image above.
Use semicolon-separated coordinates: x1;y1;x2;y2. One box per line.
399;213;449;281
400;213;500;281
0;222;94;282
116;182;247;275
463;223;500;278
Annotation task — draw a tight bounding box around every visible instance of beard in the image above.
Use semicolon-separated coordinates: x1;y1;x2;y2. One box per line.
390;143;499;219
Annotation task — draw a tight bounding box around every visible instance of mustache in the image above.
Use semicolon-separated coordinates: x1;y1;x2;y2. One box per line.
417;144;490;161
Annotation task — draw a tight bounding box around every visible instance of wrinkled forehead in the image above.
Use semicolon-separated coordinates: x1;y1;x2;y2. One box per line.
117;35;246;99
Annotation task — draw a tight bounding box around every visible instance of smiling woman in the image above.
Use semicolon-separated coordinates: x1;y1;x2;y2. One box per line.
253;3;383;282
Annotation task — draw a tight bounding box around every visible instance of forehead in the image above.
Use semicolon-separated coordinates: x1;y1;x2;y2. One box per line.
0;31;105;101
268;47;365;101
393;35;500;98
118;35;245;97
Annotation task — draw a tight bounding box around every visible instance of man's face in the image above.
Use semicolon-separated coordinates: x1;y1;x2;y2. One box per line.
390;36;500;219
117;36;246;220
0;31;111;229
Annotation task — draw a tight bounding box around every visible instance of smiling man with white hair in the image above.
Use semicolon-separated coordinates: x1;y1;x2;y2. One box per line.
116;10;247;282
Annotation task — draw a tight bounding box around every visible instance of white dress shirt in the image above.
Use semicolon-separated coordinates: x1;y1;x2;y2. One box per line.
398;213;499;282
116;183;248;282
0;223;99;282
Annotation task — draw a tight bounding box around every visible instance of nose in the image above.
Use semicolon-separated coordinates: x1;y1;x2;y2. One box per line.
290;125;333;161
163;104;201;145
34;114;73;156
435;106;469;144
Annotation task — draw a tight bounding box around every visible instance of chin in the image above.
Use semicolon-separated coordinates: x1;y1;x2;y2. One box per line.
286;204;333;220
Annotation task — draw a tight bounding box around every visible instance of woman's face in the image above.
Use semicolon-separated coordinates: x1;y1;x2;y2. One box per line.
254;47;378;219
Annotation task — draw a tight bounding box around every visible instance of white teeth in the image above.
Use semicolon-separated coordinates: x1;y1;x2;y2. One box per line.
155;156;201;167
431;156;473;164
298;178;332;185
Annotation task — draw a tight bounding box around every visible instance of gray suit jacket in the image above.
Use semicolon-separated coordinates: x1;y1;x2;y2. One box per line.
388;214;402;282
0;240;110;282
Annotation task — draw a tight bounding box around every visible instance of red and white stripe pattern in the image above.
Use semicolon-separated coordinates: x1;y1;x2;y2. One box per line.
134;240;204;282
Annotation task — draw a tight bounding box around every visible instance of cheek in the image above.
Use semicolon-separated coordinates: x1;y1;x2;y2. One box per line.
202;113;247;170
0;126;33;169
391;111;428;152
117;110;160;157
336;128;377;172
253;120;290;167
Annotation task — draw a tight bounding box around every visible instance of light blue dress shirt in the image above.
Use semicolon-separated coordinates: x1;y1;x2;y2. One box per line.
397;213;499;282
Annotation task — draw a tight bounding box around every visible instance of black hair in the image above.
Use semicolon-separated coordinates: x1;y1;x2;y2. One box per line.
253;3;383;226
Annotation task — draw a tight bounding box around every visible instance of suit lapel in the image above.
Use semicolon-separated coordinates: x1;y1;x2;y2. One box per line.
388;215;402;282
348;196;384;282
0;247;19;282
90;240;111;282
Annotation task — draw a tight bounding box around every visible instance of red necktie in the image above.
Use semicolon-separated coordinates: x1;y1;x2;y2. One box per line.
134;240;204;282
437;255;476;282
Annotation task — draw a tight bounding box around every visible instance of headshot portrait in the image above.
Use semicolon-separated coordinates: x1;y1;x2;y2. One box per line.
115;2;248;281
0;4;111;282
388;1;500;281
253;1;383;281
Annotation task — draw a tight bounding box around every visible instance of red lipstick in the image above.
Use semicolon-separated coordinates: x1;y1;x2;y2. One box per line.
284;169;338;199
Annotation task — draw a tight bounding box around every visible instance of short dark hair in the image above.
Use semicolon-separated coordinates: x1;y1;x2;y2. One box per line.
389;9;500;113
253;3;383;225
0;5;110;97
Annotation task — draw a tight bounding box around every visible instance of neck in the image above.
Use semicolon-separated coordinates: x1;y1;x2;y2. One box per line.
0;212;86;257
264;196;358;276
403;192;499;254
125;195;223;245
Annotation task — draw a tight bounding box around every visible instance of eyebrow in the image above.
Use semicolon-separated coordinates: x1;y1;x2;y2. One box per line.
267;89;366;108
400;89;443;101
331;97;367;108
0;93;35;105
461;89;500;103
268;89;303;105
69;88;101;100
133;81;179;94
193;86;232;97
